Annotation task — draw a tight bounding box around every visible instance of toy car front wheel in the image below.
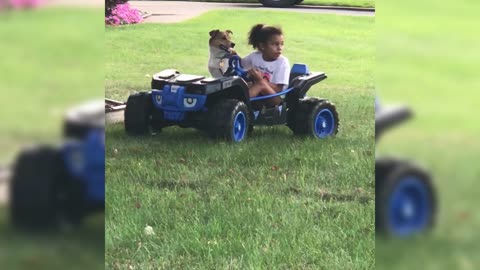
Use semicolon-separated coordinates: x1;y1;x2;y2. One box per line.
10;146;64;229
208;99;249;142
289;98;339;138
376;159;437;237
125;92;153;135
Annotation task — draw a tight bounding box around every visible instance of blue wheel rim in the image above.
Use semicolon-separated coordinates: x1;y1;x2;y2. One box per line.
388;177;430;236
232;111;246;142
314;109;335;138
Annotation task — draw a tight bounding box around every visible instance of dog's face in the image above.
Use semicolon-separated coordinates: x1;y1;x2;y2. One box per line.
209;29;235;51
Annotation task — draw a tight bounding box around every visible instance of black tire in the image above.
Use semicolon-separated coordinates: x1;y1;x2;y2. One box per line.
63;100;104;140
375;157;402;229
150;108;164;134
10;147;64;229
259;0;298;8
207;99;250;142
288;98;339;138
248;124;254;135
64;121;95;140
125;92;153;135
376;159;437;237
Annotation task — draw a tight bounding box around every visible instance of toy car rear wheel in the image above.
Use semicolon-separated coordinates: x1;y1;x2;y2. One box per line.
150;109;164;134
10;146;64;230
63;100;105;140
208;99;249;142
125;92;153;135
376;159;437;237
289;98;339;138
64;122;97;140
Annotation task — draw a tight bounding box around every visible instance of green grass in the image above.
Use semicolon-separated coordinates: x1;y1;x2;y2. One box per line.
376;0;480;269
147;0;375;8
106;10;374;269
0;8;104;163
0;8;104;270
0;209;105;270
302;0;374;7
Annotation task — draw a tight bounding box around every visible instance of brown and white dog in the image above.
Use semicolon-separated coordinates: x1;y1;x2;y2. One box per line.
208;29;236;78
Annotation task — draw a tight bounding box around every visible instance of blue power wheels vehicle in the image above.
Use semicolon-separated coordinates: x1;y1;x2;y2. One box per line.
9;100;105;230
375;104;437;237
124;55;339;142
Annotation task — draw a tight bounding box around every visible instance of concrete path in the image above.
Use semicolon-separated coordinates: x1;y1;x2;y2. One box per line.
44;0;103;7
130;1;375;23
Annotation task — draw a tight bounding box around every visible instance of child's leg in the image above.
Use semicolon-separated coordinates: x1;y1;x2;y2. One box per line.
248;80;281;106
248;80;274;97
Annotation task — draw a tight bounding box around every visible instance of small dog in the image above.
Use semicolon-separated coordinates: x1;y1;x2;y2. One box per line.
208;29;236;78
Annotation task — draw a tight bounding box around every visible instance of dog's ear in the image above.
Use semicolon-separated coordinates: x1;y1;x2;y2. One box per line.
209;29;220;37
226;30;233;35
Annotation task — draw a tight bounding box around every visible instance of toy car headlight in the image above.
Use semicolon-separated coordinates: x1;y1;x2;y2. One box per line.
154;94;162;105
183;97;197;108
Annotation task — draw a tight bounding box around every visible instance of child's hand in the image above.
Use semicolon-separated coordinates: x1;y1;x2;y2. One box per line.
229;48;237;55
248;69;263;81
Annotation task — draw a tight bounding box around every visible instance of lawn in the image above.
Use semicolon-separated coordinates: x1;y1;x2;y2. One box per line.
105;10;375;269
375;0;480;269
302;0;374;7
0;8;104;164
0;8;104;270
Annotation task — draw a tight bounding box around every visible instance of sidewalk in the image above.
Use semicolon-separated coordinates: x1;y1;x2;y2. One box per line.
44;0;103;7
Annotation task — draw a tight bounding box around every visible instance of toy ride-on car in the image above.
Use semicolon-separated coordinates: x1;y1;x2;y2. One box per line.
9;100;105;230
124;55;339;142
375;103;437;237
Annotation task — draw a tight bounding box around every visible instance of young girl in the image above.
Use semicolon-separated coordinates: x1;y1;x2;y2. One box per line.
241;24;290;107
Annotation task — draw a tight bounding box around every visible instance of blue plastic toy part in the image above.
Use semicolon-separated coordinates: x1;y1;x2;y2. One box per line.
232;111;247;142
62;129;105;203
291;63;310;75
250;87;294;101
388;176;431;236
228;55;248;79
314;108;335;138
152;86;207;122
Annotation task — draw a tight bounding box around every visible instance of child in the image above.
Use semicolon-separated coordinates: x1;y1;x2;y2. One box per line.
241;24;290;107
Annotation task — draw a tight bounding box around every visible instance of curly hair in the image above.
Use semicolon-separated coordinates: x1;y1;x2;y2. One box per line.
248;24;283;49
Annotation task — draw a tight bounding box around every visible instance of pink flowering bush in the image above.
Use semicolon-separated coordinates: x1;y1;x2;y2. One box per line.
105;2;143;25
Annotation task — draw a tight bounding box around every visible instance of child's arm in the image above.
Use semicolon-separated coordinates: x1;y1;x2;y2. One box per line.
248;69;284;93
268;83;284;93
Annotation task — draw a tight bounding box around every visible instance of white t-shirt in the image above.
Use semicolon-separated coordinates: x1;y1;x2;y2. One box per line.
241;51;290;89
